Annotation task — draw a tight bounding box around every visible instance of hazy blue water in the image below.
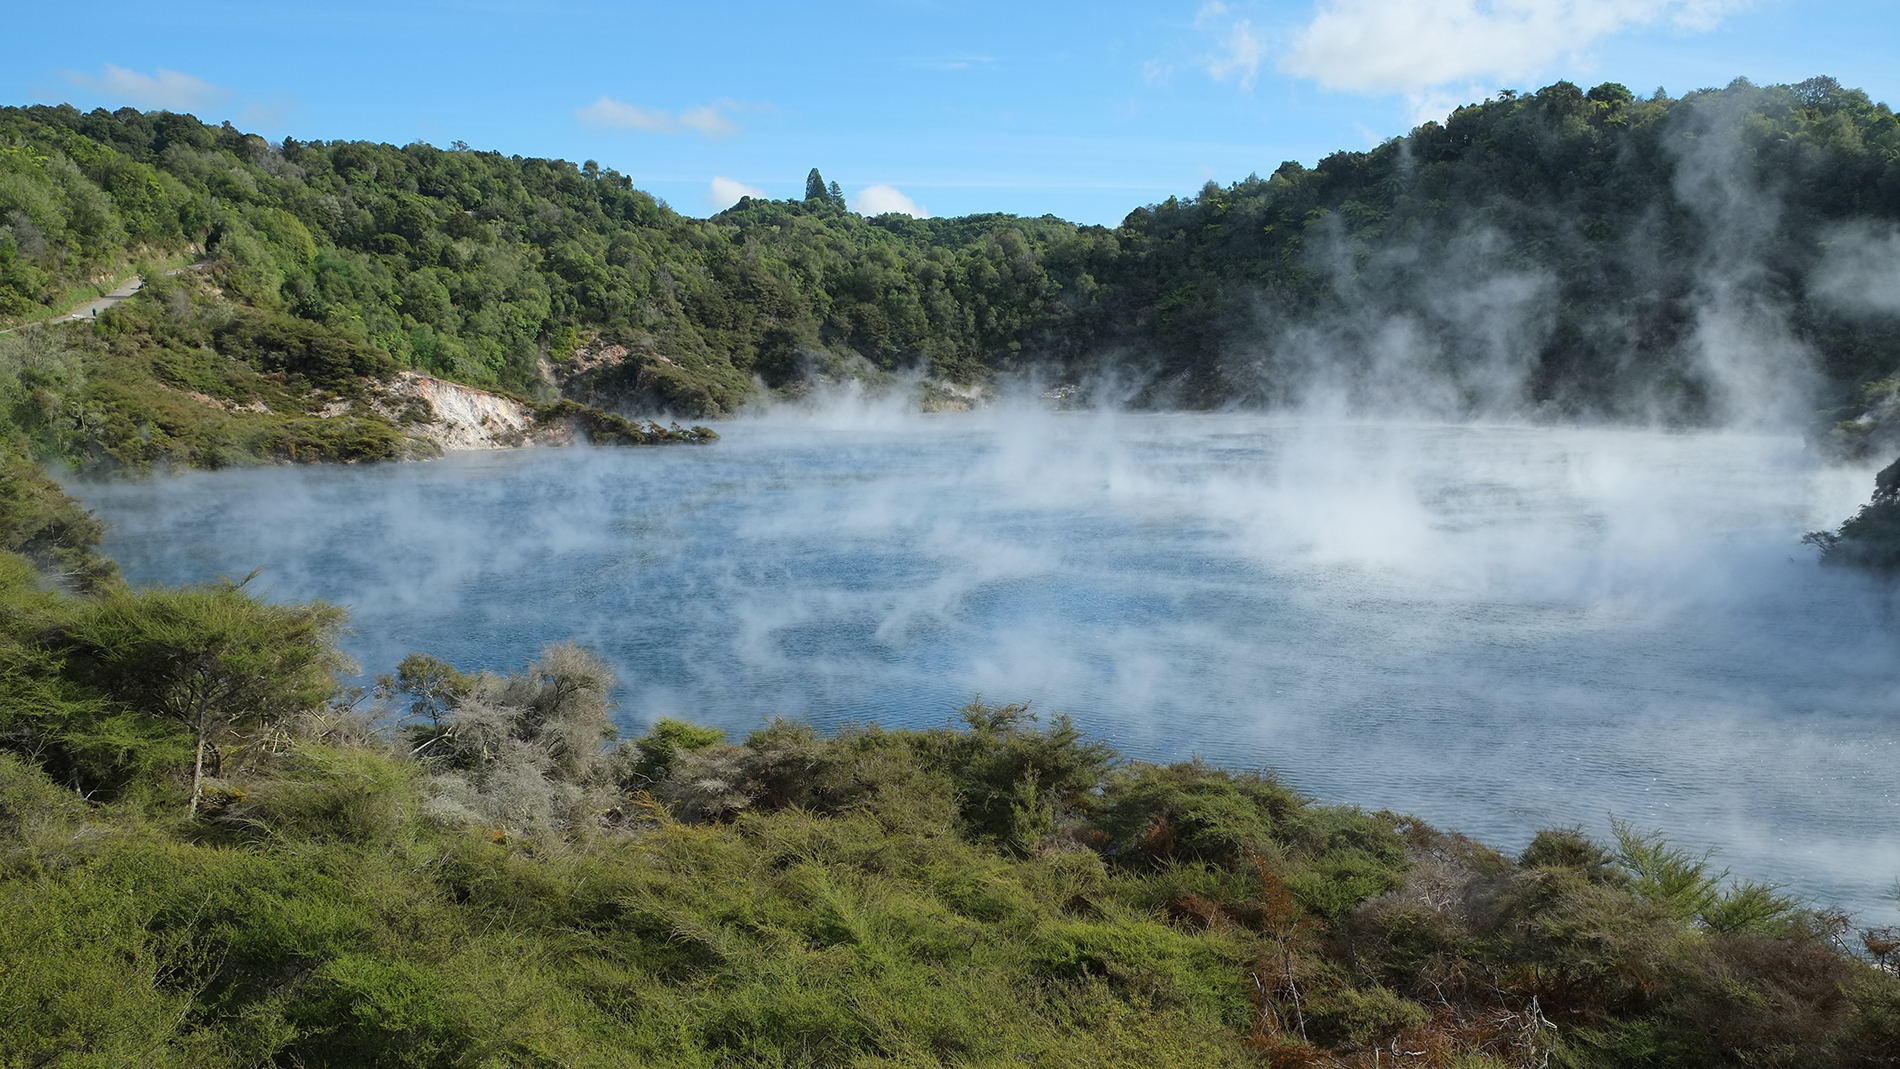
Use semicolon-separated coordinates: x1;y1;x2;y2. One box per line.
72;409;1900;921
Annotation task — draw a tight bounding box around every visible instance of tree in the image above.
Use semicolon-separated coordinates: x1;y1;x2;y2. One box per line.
391;642;616;785
377;652;468;759
59;579;348;814
1805;455;1900;571
804;168;828;202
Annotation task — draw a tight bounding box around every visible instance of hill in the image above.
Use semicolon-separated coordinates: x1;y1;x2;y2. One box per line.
5;76;1900;436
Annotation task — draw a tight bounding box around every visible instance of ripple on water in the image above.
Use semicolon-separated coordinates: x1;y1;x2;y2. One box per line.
71;413;1900;921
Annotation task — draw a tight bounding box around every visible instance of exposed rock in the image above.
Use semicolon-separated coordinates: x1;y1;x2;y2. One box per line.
370;372;718;454
374;372;566;452
920;379;994;413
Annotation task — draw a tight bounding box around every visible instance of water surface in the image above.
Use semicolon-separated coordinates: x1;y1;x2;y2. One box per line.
76;410;1900;919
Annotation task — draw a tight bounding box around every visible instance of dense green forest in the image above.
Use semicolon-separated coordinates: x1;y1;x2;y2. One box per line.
6;75;1900;431
1;491;1897;1066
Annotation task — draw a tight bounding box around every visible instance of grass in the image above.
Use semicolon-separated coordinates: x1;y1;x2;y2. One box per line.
2;686;1896;1068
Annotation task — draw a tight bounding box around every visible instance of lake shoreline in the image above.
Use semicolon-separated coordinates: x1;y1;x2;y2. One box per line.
62;413;1900;922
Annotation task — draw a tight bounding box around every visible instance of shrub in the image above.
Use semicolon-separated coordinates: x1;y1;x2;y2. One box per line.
399;643;618;837
1033;919;1252;1024
234;744;415;847
1520;825;1624;883
921;700;1114;850
0;442;118;591
1304;983;1429;1047
1101;761;1283;867
285;955;475;1068
618;716;726;786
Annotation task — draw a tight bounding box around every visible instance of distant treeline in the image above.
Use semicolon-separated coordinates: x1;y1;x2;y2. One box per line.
5;76;1900;423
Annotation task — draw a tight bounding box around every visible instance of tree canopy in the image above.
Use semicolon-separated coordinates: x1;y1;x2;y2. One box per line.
4;77;1900;421
49;579;346;811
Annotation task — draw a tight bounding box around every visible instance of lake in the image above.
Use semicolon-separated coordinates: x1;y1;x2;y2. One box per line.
72;406;1900;921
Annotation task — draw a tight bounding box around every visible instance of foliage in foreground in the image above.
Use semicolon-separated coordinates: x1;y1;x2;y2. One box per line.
1;537;1897;1067
0;438;117;589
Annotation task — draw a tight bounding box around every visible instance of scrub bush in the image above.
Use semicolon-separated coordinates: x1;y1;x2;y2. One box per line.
0;586;1894;1067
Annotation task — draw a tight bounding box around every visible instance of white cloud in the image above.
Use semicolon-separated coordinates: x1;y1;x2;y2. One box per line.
1206;20;1264;89
679;106;739;137
62;65;232;111
910;54;996;72
853;184;928;218
1281;0;1751;97
709;176;768;211
577;97;672;132
1194;2;1264;90
577;97;740;137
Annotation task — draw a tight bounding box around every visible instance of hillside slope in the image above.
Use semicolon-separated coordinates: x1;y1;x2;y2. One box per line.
0;269;714;477
5;77;1900;429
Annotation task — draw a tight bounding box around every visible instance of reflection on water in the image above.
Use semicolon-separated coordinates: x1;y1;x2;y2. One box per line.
76;411;1900;920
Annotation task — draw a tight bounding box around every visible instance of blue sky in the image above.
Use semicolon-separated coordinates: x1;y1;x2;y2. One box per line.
8;0;1898;225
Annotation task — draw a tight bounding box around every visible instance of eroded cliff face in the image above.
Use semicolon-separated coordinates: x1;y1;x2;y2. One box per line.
375;373;573;453
369;372;717;457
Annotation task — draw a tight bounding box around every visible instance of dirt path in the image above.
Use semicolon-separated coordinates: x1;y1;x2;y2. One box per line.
0;274;145;336
52;275;145;322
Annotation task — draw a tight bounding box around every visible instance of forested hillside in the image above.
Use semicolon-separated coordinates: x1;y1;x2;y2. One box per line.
5;76;1900;427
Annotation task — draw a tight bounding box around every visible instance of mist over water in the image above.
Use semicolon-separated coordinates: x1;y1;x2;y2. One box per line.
75;408;1900;920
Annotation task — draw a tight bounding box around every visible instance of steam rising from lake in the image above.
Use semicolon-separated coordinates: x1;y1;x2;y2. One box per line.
75;407;1899;920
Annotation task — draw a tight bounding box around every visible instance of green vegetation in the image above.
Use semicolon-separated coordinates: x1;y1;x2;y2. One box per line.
0;442;117;590
0;493;1895;1067
1806;455;1900;570
1;272;422;472
8;76;1900;423
0;268;714;476
5;77;1900;1065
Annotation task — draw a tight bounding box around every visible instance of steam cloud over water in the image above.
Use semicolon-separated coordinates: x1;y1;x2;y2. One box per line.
74;406;1900;920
